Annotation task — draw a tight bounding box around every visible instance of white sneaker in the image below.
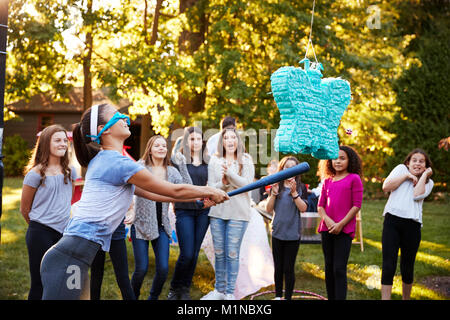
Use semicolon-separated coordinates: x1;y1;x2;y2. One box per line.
272;297;282;300
224;293;236;300
201;289;225;300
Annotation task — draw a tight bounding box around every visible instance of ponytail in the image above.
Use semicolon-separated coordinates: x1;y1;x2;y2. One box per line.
72;104;110;167
72;122;100;167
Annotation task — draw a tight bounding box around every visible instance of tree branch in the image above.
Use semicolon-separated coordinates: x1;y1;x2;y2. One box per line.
150;0;163;45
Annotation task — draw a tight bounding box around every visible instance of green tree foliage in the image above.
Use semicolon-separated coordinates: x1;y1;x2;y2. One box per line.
6;0;129;106
2;135;31;177
7;0;447;187
166;0;409;179
95;0;411;180
386;0;449;191
6;0;74;102
95;0;182;136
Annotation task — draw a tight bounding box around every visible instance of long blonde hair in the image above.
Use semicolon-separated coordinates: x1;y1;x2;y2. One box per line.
24;124;71;186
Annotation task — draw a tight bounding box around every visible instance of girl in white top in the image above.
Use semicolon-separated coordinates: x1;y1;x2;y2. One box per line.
202;128;254;300
381;148;434;300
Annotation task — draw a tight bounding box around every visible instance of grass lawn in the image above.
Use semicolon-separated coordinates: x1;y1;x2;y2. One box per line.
1;177;449;300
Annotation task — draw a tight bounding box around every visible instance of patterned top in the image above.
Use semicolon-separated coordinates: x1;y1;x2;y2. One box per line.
133;161;182;241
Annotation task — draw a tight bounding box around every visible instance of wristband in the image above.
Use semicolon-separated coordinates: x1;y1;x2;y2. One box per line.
292;194;299;200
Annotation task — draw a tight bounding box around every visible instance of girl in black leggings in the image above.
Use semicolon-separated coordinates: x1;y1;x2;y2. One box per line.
20;125;77;300
381;148;433;300
90;220;135;300
266;156;308;300
316;146;364;300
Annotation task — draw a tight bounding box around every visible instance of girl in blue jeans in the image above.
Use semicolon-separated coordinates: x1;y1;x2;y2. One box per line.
131;135;183;300
202;128;255;300
168;127;214;300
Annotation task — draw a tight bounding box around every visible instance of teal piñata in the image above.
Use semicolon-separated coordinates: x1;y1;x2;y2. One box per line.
271;58;351;159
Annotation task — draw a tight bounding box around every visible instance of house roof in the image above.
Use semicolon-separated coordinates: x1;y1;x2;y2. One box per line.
7;87;131;113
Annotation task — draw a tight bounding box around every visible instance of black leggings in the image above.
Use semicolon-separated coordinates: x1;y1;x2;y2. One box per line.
271;237;300;300
90;239;135;300
381;213;421;285
25;221;63;300
321;232;352;300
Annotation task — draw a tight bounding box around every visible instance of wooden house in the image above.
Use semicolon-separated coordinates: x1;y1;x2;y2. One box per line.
5;88;143;161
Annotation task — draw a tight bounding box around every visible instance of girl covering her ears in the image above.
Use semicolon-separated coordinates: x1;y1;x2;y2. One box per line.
380;148;434;300
265;156;308;300
20;125;78;300
39;104;228;300
317;145;363;300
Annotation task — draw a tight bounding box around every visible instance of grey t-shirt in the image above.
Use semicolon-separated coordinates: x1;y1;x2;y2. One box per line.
271;188;302;241
23;168;78;233
65;150;143;252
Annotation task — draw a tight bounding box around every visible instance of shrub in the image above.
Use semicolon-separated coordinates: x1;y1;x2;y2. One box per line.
2;134;31;177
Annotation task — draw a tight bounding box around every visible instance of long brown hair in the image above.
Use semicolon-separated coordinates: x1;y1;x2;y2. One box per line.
24;124;71;186
179;126;209;164
216;128;246;174
141;135;171;167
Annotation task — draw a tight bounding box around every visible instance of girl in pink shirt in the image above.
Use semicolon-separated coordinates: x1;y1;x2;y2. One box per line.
317;145;363;300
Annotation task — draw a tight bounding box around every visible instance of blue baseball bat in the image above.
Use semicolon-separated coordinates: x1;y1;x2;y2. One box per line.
196;162;310;207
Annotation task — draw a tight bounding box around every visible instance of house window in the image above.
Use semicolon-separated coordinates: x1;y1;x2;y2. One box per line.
38;114;54;132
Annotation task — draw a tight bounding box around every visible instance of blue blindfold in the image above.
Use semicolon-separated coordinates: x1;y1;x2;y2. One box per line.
86;112;130;144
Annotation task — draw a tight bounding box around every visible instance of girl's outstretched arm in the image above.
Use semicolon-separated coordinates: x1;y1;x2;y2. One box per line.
134;186;200;203
128;168;229;204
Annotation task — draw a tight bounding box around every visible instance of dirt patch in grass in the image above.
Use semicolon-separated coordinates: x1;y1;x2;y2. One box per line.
420;276;450;298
